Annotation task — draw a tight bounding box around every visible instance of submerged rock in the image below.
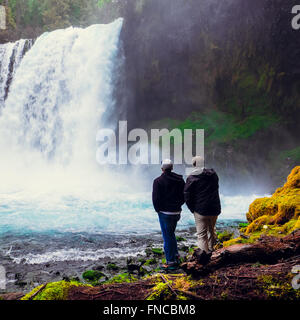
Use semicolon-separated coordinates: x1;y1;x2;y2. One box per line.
82;270;105;283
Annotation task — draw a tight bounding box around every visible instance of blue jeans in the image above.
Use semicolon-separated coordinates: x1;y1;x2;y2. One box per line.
158;212;180;264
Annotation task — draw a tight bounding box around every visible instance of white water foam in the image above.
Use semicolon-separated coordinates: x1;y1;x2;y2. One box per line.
11;247;149;265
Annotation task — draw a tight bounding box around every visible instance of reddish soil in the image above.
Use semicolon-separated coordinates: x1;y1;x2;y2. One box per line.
186;255;300;300
68;279;155;300
66;255;299;300
67;231;300;300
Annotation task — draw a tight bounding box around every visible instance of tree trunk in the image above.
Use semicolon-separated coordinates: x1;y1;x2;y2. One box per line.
181;230;300;277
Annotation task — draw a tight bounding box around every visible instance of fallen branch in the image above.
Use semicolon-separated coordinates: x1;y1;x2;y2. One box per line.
28;283;47;300
91;289;125;299
224;275;257;279
160;274;178;297
174;289;206;300
182;230;300;276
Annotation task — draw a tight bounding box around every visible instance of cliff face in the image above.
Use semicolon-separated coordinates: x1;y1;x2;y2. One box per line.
1;0;299;192
117;0;300;192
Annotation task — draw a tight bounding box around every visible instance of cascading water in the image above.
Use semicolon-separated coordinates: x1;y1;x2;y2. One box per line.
0;39;33;109
0;19;262;272
0;19;150;232
0;20;122;166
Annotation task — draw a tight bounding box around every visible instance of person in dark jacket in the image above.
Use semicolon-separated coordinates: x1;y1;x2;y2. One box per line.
184;156;221;256
152;159;185;270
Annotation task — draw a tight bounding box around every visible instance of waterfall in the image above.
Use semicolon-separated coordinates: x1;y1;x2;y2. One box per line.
0;18;149;236
0;19;123;167
0;19;133;197
0;39;33;109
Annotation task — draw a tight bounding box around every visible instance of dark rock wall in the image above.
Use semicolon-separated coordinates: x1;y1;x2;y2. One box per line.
116;0;300;192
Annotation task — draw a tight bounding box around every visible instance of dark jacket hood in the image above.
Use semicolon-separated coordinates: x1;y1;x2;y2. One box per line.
190;168;216;179
201;168;216;176
162;171;184;181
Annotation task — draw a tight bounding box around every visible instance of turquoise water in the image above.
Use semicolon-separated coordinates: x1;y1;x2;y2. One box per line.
0;181;256;265
0;189;256;235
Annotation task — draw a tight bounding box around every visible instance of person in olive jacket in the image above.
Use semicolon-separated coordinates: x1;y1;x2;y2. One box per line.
184;156;221;255
152;159;185;270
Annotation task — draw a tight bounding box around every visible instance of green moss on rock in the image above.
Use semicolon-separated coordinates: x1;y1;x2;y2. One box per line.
105;273;137;284
257;274;300;300
217;230;234;242
151;248;164;256
21;280;91;300
146;274;199;300
246;166;300;235
223;232;261;247
239;222;249;228
146;281;171;300
176;236;187;242
106;263;119;271
144;258;157;266
224;168;300;246
82;270;105;284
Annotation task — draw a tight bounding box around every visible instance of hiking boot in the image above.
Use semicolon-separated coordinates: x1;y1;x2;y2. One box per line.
193;249;212;265
160;261;179;271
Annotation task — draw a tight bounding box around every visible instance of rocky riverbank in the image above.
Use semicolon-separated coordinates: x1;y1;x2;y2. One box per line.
2;230;299;301
0;220;242;295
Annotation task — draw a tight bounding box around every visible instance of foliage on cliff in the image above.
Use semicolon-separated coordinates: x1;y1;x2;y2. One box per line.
0;0;103;34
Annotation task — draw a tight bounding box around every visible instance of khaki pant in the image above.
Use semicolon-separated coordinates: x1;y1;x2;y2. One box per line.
193;213;218;253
